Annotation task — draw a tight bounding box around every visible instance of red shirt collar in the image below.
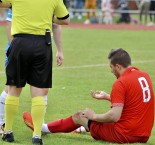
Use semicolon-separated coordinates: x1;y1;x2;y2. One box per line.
121;66;139;77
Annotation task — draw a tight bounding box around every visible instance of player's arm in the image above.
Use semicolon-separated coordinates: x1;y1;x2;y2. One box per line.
52;23;64;66
82;106;123;123
6;20;12;43
87;81;125;122
0;1;11;8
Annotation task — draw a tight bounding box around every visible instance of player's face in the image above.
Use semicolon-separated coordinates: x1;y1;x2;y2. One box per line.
109;63;120;79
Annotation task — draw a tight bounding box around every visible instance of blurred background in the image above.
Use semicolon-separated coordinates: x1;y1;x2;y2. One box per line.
1;0;155;25
0;1;155;144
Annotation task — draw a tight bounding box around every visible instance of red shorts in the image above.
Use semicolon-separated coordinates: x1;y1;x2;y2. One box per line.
90;121;149;144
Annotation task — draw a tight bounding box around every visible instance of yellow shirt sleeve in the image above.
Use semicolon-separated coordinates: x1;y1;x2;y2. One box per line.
2;0;12;2
54;0;68;18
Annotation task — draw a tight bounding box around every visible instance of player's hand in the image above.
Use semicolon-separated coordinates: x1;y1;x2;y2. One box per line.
82;109;96;120
56;51;64;66
91;90;109;100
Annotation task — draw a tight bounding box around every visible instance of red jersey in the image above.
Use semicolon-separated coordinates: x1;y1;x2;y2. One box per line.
110;66;154;137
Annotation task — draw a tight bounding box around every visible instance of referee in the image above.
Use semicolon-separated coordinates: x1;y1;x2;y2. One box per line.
0;0;70;145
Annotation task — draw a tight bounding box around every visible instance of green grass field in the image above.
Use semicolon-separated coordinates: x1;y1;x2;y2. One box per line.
0;25;155;145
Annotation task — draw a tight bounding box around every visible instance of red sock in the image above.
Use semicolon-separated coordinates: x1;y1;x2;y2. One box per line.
47;116;79;133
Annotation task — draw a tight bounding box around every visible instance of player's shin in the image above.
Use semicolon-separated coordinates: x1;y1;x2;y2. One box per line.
0;90;7;126
47;116;79;133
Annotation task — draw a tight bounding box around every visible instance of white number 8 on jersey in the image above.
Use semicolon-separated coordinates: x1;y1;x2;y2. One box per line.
138;77;151;102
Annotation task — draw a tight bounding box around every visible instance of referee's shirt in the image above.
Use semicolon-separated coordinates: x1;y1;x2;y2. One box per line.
1;0;69;36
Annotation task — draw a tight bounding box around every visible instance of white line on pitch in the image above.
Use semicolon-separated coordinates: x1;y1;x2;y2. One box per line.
0;60;155;74
54;60;155;70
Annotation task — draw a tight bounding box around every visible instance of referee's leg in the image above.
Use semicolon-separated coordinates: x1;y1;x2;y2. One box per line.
2;86;22;142
30;86;46;138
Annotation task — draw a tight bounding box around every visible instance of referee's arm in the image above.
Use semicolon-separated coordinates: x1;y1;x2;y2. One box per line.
0;1;11;8
53;14;70;25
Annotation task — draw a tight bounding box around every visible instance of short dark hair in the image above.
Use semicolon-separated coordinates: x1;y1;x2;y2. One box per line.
108;48;131;67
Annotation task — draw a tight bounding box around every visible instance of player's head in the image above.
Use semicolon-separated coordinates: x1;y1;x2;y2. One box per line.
108;48;131;78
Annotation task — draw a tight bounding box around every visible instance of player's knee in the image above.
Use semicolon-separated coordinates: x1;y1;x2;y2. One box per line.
72;111;82;124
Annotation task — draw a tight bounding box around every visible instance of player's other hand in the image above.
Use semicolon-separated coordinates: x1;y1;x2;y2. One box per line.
82;109;96;120
91;90;109;100
56;51;64;66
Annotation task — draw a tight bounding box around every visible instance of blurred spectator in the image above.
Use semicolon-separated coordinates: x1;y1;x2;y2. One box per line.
117;0;131;24
139;0;151;24
72;0;84;20
96;0;102;9
63;0;70;9
101;0;114;24
84;0;97;24
149;0;155;24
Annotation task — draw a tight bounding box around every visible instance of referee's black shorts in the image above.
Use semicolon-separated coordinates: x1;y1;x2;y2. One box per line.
6;34;53;88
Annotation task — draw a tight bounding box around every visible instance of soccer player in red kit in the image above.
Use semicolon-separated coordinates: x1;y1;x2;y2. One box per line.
23;48;154;144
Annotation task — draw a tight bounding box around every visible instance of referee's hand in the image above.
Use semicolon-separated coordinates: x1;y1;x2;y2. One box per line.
56;51;64;66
